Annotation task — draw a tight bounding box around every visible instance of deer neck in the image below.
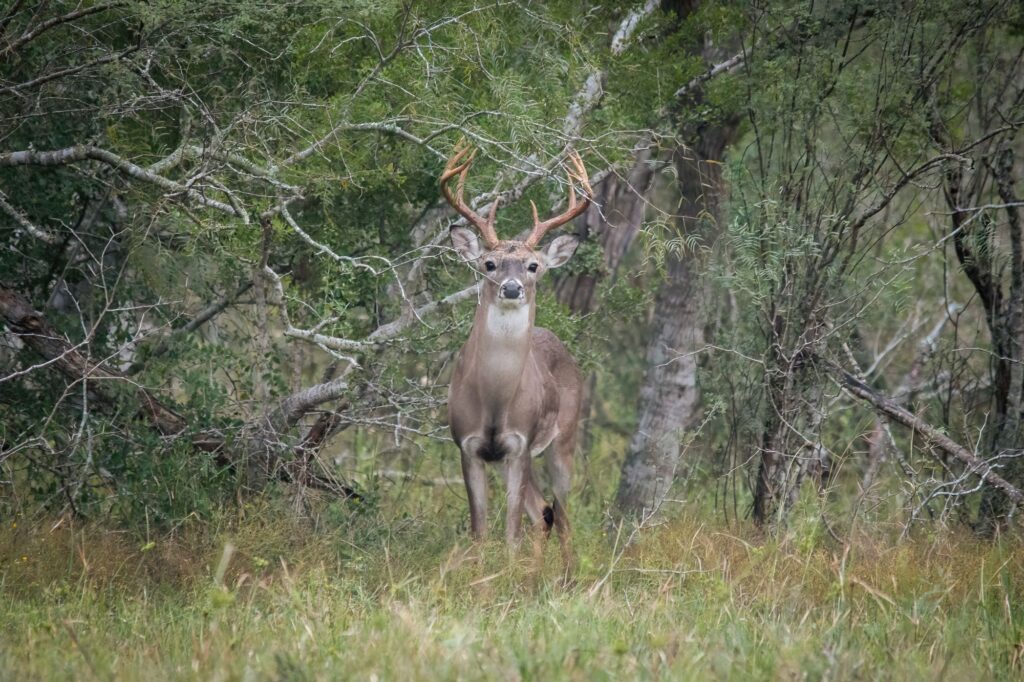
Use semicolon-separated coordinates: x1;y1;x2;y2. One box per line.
466;297;534;406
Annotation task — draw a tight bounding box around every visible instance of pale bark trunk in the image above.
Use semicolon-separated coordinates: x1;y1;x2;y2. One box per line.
612;0;742;520
614;130;734;519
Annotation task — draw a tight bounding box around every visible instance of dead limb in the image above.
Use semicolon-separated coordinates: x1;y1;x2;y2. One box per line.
0;284;190;438
825;358;1024;505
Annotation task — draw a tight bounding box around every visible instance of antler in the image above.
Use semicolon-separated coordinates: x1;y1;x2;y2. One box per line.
440;138;500;248
523;151;593;248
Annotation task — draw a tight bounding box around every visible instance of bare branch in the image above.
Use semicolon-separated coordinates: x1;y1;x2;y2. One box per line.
848;153;971;234
828;358;1024;504
183;146;299;191
0;145;246;220
0;284;188;438
0;46;140;97
272;373;353;431
265;259;475;359
277;201;382;273
611;0;660;55
672;51;746;101
0;1;126;59
123;280;255;375
0;0;28;41
368;282;478;343
0;189;58;243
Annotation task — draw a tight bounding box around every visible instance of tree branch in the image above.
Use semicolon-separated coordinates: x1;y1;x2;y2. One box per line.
124;280;255;375
0;284;189;438
367;282;478;342
0;1;126;59
848;153;971;235
0;45;140;96
0;189;58;243
0;146;245;219
0;0;27;41
672;51;746;102
827;358;1024;504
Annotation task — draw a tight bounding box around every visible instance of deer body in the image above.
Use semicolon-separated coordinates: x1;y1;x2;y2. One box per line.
441;141;592;566
449;272;581;546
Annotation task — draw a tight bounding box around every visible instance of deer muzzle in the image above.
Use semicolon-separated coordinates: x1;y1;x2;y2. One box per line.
499;279;524;301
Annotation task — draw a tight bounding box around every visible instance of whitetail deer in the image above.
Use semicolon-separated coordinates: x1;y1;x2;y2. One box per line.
443;140;592;568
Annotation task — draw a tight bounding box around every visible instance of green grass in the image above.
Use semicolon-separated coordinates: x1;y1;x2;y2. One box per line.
2;496;1022;681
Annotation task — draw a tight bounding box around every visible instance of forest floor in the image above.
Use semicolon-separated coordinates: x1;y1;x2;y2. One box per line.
2;497;1023;680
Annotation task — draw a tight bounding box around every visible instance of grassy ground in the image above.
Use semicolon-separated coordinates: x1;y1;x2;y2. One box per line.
2;493;1022;681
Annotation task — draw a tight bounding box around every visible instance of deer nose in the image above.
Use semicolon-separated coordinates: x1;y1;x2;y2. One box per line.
500;280;524;299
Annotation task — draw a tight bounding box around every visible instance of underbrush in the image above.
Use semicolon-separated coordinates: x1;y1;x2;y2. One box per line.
2;497;1022;680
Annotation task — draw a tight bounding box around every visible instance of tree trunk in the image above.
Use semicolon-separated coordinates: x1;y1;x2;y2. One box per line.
614;129;734;519
977;146;1024;531
751;362;829;525
554;144;654;314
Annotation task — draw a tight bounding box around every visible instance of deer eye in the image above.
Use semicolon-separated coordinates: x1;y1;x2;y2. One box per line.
527;262;539;273
484;260;496;272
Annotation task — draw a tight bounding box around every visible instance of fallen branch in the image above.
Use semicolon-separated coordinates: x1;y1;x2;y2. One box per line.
826;358;1024;504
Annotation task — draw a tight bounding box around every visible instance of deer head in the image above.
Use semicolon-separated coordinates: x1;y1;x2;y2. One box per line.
441;140;593;308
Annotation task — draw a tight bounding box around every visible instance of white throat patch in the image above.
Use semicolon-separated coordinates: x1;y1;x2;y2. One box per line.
485;302;530;339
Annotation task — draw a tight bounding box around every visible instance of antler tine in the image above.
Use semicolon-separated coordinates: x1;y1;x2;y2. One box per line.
524;150;593;248
569;149;593;196
440;138;500;248
440;138;472;180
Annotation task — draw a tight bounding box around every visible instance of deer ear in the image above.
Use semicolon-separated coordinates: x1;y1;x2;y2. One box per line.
450;227;482;261
543;235;580;269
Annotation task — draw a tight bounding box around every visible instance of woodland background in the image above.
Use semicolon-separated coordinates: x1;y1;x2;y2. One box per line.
2;1;1023;679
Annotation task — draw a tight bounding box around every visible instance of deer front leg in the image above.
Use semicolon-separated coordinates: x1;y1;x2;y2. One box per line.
460;447;488;541
501;457;548;581
503;454;528;547
496;432;532;547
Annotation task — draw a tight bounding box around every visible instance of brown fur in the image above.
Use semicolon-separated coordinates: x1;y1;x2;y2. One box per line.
448;233;582;570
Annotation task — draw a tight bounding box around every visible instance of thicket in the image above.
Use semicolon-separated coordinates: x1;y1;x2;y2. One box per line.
1;0;1022;546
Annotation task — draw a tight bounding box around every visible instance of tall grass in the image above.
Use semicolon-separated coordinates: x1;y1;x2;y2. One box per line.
2;494;1021;680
